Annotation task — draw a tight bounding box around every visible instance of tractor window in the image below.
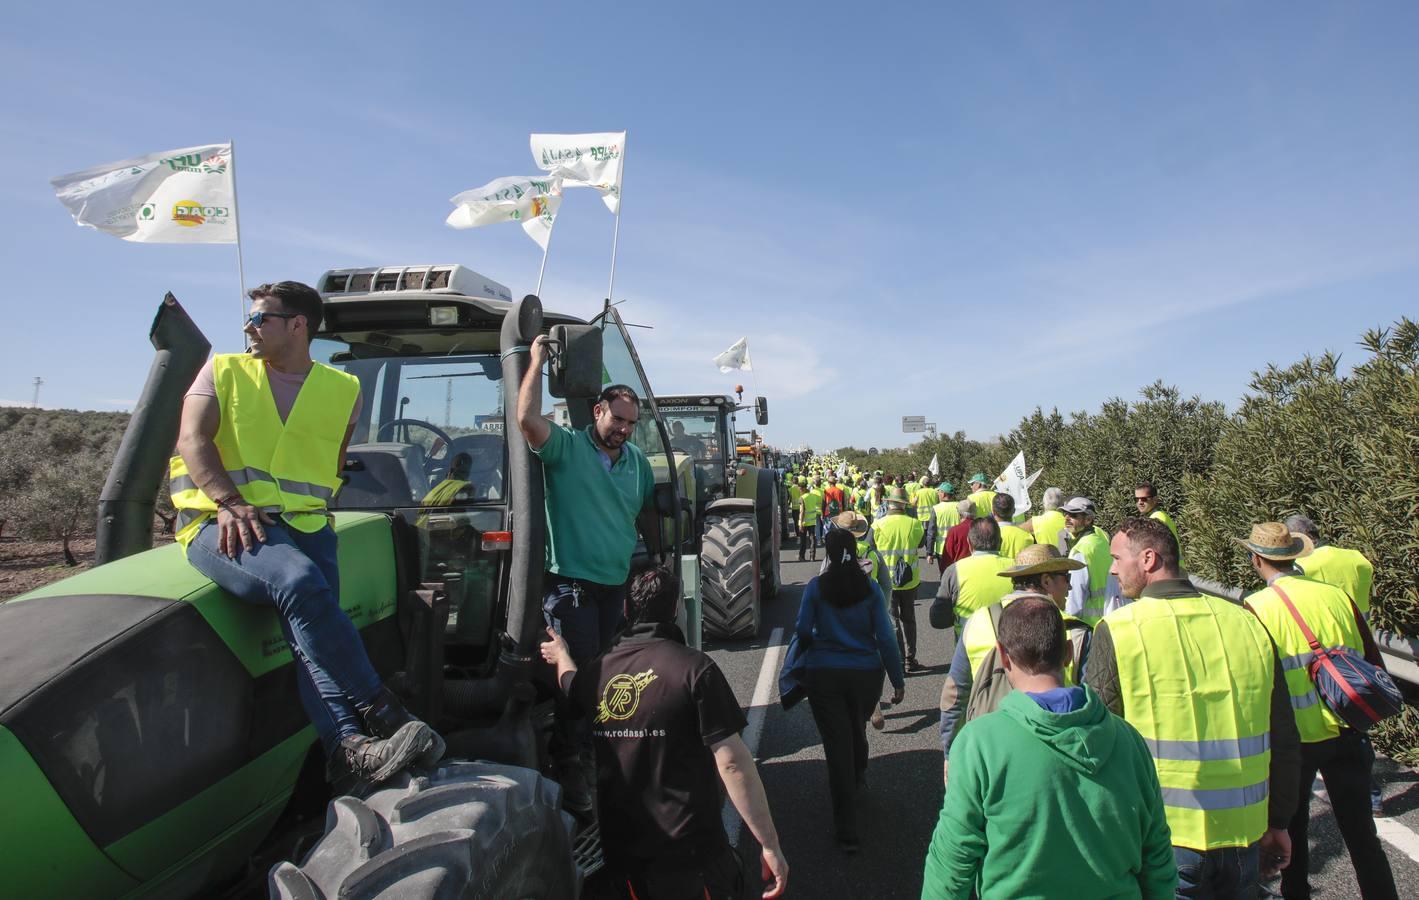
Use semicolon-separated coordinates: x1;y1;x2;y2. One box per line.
662;411;721;462
596;315;674;473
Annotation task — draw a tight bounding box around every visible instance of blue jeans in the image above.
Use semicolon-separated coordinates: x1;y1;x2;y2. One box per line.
1173;843;1259;899
187;520;382;755
542;574;627;665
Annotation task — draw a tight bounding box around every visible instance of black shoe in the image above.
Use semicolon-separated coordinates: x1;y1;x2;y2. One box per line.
328;721;440;788
906;656;924;673
359;687;445;767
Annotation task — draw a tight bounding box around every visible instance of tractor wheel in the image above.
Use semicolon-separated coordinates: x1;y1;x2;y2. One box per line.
755;471;781;599
268;762;581;900
700;510;762;641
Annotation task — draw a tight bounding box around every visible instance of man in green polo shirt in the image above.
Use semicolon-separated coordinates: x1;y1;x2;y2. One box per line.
518;335;657;664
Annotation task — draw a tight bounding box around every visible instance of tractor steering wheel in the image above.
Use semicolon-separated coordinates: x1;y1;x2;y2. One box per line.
376;418;456;469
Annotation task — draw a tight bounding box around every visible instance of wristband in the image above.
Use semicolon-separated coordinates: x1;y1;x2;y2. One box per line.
216;495;243;510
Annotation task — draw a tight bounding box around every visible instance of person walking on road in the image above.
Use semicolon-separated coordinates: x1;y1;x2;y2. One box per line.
942;499;978;569
1240;522;1398;900
1288;515;1375;617
871;487;927;672
799;477;825;562
1059;496;1117;626
932;518;1013;631
966;473;996;519
541;572;788;899
1023;486;1068;548
1134;481;1180;549
172;281;442;789
936;544;1091;782
922;598;1178;900
992;494;1033;560
796;528;906;853
1087;517;1301;898
925;482;961;572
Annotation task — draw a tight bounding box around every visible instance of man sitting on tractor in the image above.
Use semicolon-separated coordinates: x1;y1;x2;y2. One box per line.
171;281;444;790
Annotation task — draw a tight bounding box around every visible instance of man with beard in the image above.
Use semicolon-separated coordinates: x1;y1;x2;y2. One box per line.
519;335;659;810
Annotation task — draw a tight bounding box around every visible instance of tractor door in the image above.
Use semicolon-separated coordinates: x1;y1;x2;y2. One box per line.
591;307;687;612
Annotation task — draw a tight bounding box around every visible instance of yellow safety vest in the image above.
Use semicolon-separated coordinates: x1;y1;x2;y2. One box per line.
1068;526;1112;625
1031;509;1067;549
1297;544;1374;614
932;502;961;554
970;489;997;519
857;537;880;583
1106;593;1275;850
953;553;1013;619
998;523;1033;560
788;484;803;506
962;593;1087;685
800;490;824;525
1248;575;1367;743
915;486;938;523
1150;508;1181;547
169;354;358;548
871;514;925;590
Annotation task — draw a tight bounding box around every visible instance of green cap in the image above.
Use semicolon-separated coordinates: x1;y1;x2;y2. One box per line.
969;473;988;485
939;482;954;493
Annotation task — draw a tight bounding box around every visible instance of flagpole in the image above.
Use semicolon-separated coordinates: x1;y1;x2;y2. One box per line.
534;222;556;298
605;130;626;308
229;138;249;327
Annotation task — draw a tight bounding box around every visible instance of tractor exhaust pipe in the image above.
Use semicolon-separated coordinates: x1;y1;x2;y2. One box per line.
499;294;547;665
96;293;210;565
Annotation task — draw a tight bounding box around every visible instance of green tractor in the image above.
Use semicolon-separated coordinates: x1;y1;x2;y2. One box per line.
0;265;689;897
657;392;779;641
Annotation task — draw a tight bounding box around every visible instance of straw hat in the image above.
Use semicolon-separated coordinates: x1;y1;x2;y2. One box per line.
833;510;869;537
1234;522;1314;561
885;486;910;509
998;544;1086;578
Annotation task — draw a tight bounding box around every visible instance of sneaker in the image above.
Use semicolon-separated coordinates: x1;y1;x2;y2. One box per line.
360;687;445;767
905;657;924;673
330;721;440;787
870;708;885;731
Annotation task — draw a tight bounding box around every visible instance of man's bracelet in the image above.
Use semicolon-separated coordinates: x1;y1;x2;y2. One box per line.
215;495;243;510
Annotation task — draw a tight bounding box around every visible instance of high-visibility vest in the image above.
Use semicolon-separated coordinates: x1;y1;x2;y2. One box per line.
962;593;1088;685
932;502;961;554
1106;594;1276;850
1032;509;1067;548
871;514;925;590
1150;508;1181;546
904;480;920;496
1248;575;1367;743
953;553;1013;619
855;489;872;514
997;523;1033;560
1298;544;1374;614
169;354;358;548
1067;526;1112;625
915;486;938;523
970;489;997;519
857;537;881;583
788;484;803;506
800;490;823;525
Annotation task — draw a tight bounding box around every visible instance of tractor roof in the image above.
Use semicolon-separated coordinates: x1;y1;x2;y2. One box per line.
315;265;586;355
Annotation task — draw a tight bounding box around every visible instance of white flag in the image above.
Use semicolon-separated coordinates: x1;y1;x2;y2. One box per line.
927;453;940;477
993;451;1035;515
447;175;563;250
51;143;237;244
713;337;752;373
530;132;625;213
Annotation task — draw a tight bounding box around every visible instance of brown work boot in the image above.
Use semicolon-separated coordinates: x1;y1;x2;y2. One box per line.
327;721;440;790
359;686;445;767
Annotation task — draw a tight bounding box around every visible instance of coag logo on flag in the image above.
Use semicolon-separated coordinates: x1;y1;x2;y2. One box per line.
171;200;229;228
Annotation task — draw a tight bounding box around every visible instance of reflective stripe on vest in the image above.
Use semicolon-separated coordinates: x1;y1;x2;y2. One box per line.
1105;593;1275;849
169;354;358;547
1247;575;1367;743
932;502;961;554
871;515;924;589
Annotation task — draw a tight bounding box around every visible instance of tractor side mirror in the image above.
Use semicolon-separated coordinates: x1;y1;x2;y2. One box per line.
755;396;769;426
547;324;603;399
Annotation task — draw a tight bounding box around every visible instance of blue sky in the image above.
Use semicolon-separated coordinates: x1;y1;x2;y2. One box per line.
3;2;1416;452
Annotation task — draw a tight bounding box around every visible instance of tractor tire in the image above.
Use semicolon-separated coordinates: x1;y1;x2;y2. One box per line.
754;471;781;599
268;761;580;900
700;510;762;641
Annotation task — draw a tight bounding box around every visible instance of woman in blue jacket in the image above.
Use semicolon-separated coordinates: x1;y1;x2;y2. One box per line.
796;527;906;852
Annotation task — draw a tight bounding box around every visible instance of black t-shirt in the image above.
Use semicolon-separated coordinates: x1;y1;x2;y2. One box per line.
570;623;748;867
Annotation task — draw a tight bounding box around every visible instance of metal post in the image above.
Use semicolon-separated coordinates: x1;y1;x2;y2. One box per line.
606;130;627;305
229;139;249;329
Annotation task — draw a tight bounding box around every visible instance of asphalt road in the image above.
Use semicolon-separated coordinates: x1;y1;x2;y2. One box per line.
705;542;1419;899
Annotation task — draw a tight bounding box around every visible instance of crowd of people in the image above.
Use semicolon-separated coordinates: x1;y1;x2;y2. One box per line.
167;284;1399;900
785;455;1397;899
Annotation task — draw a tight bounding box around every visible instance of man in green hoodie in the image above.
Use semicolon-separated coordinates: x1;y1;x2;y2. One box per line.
922;598;1177;899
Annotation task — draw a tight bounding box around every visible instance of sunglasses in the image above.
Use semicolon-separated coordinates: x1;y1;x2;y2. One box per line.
1134;496;1154;503
246;311;299;328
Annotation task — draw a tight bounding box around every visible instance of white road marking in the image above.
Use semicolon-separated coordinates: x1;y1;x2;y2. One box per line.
1312;778;1419;864
724;626;786;847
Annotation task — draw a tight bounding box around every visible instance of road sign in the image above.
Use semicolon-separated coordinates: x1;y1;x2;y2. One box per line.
902;415;925;425
902;415;926;433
